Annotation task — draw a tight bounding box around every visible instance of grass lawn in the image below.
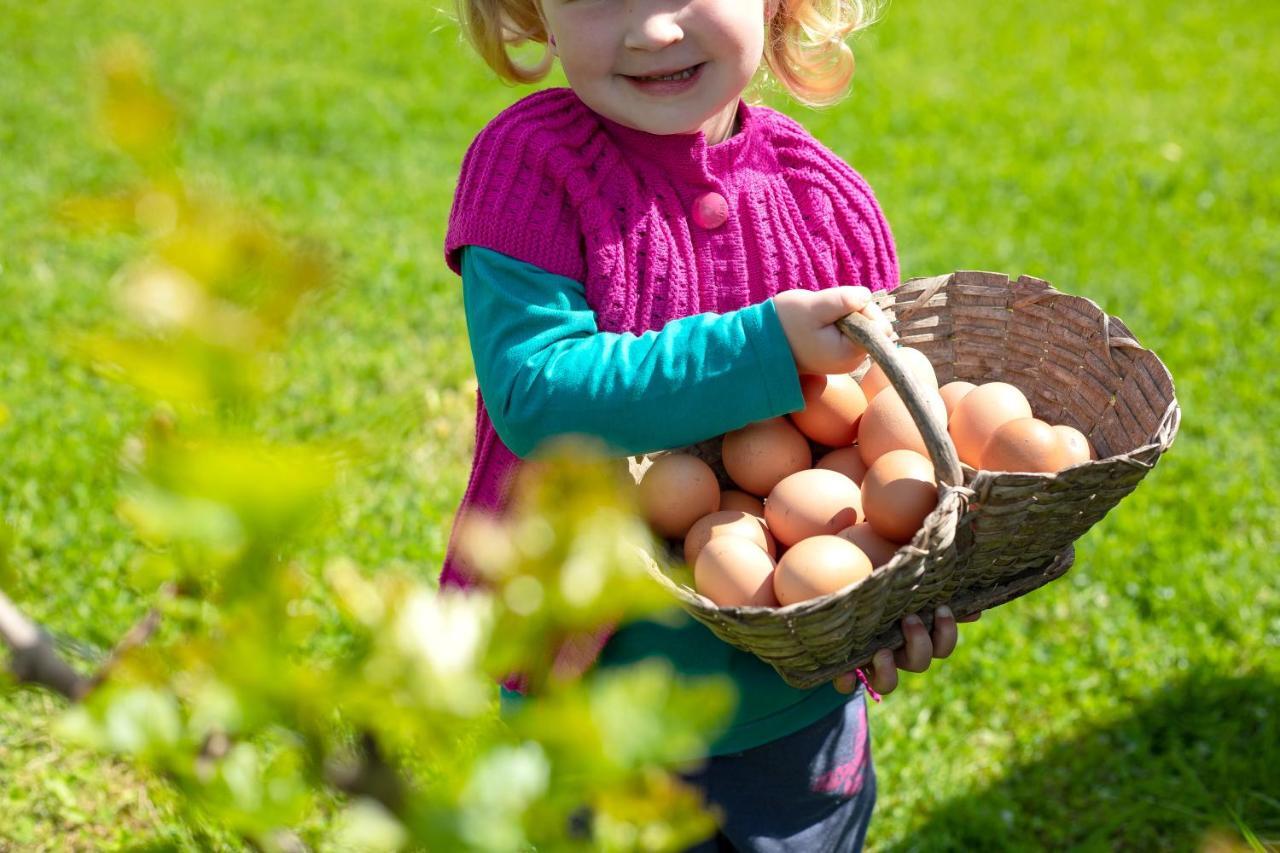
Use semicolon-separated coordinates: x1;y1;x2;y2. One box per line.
2;0;1278;849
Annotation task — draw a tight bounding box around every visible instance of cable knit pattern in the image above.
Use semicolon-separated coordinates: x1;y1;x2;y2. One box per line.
440;88;899;682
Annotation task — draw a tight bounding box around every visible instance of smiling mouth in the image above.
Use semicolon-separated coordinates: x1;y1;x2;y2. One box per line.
627;63;704;83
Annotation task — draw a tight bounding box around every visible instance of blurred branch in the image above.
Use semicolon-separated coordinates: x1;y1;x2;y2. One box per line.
1;582;175;701
326;731;407;816
0;588;92;700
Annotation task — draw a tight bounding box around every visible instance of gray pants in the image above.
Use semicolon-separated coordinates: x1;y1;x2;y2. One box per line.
679;689;876;852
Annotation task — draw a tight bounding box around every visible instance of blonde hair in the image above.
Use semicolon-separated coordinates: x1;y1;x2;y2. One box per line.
454;1;883;107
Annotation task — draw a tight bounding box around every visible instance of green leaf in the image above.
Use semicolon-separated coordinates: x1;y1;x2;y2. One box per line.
118;486;245;552
104;688;183;755
329;799;408;853
54;687;186;758
592;769;720;853
375;586;497;718
125;551;180;591
96;38;179;166
69;330;225;409
185;678;244;738
459;743;550;852
589;661;735;770
145;437;337;538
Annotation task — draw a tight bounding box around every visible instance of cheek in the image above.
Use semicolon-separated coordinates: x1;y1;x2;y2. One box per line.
555;38;612;81
558;53;613;100
703;6;766;73
718;35;765;90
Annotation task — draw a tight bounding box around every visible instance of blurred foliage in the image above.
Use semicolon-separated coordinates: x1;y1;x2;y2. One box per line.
457;444;679;690
3;40;732;852
3;0;1277;848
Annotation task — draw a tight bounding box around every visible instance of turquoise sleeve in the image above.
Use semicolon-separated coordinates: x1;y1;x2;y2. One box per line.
460;246;804;458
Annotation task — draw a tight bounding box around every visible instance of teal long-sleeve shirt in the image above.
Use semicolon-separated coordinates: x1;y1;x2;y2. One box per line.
459;245;856;755
461;247;804;457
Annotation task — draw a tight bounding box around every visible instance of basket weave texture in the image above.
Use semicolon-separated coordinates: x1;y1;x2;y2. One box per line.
637;271;1181;689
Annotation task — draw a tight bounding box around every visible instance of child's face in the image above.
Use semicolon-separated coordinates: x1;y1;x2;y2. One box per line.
540;0;768;143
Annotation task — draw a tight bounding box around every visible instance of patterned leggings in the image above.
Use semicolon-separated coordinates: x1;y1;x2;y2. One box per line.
678;689;876;852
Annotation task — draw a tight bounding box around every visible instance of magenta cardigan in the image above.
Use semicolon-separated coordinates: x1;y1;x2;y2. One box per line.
442;88;899;686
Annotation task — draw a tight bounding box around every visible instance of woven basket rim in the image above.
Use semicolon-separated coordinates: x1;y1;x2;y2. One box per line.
634;270;1180;687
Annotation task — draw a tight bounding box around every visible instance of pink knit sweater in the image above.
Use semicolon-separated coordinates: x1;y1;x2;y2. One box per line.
441;88;899;682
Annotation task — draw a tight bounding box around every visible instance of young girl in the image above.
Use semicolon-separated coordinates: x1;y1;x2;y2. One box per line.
441;1;978;848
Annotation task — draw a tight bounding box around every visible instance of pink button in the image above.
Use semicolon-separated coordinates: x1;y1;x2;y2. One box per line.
692;191;729;229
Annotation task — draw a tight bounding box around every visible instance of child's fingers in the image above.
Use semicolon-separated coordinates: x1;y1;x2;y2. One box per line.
862;610;973;697
930;606;959;659
833;671;859;694
956;610;983;623
775;287;877;374
835;285;873;314
868;649;898;694
892;614;933;672
860;301;894;340
816;285;872;323
826;286;878;327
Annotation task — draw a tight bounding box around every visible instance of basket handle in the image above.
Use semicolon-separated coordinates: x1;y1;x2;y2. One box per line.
836;310;965;489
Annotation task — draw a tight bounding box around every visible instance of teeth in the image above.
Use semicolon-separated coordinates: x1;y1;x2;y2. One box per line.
640;67;696;82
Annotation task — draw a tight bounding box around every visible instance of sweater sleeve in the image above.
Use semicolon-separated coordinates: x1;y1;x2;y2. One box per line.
445;90;591;283
461;246;804;459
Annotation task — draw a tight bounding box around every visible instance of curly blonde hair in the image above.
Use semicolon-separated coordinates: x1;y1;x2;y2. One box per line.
454;1;883;107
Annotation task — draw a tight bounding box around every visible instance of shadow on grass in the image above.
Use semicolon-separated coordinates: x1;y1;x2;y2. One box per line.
889;672;1280;851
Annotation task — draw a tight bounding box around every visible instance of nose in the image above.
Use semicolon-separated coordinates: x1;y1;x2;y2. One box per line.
623;8;684;51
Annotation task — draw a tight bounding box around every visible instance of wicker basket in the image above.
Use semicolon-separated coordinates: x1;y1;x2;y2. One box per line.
635;271;1181;689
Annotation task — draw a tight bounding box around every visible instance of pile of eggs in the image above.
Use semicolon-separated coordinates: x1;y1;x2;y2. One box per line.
638;348;1097;609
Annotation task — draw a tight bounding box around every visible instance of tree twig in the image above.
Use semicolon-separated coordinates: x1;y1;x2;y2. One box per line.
86;581;176;693
5;584;407;833
326;731;406;815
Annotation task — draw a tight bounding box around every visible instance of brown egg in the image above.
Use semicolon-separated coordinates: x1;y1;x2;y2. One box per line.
719;489;765;518
815;446;868;486
858;347;940;403
862;449;939;543
981;418;1067;473
722;417;812;496
684;510;775;566
760;523;779;557
938;381;977;419
637;453;720;539
789;373;867;447
773;535;873;606
764;469;862;547
857;387;948;469
1054;424;1096;467
836;523;900;569
948;382;1034;468
695;536;779;607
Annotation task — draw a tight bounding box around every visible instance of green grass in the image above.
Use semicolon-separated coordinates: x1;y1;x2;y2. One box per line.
2;0;1278;849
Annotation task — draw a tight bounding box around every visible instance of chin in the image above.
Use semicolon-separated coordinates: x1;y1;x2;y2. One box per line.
622;108;719;137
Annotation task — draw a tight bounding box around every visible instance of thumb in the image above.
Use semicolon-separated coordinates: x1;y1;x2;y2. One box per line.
819;285;871;320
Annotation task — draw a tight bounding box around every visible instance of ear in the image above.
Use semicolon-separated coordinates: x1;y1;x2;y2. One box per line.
535;4;558;56
765;0;781;22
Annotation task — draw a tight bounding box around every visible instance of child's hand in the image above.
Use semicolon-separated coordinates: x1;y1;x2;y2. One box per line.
833;606;983;696
774;286;895;375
